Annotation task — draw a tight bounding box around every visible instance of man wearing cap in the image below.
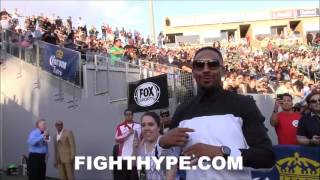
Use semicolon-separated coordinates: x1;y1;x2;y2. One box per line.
160;110;171;134
158;47;275;180
110;38;124;65
53;121;76;180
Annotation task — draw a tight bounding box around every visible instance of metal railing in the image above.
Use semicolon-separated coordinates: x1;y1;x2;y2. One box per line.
80;51;196;107
138;59;196;105
78;43;319;106
86;54;196;107
1;29;82;109
1;29;223;109
91;54;132;103
4;28;319;111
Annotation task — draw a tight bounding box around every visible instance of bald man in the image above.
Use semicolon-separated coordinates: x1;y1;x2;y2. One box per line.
53;121;76;180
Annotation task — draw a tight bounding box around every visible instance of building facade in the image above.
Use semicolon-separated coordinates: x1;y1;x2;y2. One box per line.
163;8;320;46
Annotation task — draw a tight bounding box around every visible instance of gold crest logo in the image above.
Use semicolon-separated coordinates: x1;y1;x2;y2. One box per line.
55;50;64;59
276;152;320;180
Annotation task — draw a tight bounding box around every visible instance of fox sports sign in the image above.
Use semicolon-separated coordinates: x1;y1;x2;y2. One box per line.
134;82;161;107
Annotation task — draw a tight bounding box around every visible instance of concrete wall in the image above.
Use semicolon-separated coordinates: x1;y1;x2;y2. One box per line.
250;94;278;145
0;55;141;179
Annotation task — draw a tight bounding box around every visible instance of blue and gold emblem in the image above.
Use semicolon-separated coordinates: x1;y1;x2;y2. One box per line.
275;152;320;180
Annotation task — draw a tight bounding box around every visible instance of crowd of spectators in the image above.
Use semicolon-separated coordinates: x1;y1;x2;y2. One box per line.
1;8;320;148
0;8;148;58
1;8;320;103
138;42;320;107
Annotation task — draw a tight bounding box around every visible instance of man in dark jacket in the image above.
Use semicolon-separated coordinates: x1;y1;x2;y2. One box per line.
159;47;275;180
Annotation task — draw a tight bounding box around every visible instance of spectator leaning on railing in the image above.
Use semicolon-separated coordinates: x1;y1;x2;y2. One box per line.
110;38;124;64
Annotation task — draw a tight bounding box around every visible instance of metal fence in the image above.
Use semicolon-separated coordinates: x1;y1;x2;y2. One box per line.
1;29;197;109
1;29;82;108
85;54;196;107
138;60;196;106
82;53;196;107
91;54;133;103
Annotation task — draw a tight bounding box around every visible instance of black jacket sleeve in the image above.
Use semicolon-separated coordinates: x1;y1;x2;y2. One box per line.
297;115;308;137
170;97;198;129
239;96;276;169
170;102;188;129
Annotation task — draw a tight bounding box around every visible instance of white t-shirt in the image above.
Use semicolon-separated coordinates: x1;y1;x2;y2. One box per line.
178;114;251;180
115;122;141;156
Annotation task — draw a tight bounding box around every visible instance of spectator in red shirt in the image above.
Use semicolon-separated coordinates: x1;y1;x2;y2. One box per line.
114;109;140;180
270;93;301;145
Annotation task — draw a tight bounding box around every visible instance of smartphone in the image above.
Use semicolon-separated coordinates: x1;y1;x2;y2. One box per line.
276;94;283;99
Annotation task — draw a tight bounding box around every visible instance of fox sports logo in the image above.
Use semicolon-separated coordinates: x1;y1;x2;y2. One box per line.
134;82;160;107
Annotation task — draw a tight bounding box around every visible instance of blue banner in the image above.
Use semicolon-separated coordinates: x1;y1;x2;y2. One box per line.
41;42;79;82
251;145;320;180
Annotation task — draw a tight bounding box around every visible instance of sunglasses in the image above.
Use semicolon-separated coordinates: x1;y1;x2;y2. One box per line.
310;99;320;104
193;59;221;70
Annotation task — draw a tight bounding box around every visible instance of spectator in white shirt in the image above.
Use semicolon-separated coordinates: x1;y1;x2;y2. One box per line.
0;14;11;30
25;25;42;40
114;109;140;180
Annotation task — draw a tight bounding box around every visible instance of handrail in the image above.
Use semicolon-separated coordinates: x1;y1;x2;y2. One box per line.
2;30;83;89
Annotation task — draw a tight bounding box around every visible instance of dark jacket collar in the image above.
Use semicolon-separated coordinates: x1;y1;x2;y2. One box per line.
310;112;320;118
195;86;224;103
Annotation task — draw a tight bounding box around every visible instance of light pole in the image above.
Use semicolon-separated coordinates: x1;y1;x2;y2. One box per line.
148;0;156;44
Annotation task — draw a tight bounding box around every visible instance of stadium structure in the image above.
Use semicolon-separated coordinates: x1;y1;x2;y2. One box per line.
163;8;319;46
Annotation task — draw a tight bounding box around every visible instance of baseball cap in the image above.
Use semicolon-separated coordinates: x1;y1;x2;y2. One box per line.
160;109;170;116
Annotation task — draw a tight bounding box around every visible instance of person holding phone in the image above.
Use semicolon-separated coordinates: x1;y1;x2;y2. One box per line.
270;93;301;145
297;91;320;146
